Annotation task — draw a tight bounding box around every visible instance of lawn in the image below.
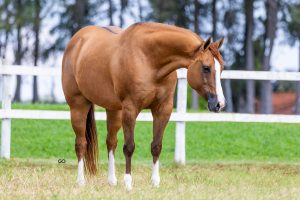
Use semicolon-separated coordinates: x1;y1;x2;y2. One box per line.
1;103;300;199
7;117;300;163
1;159;300;200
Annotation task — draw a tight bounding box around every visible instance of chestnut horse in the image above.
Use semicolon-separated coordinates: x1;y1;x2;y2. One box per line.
62;22;225;190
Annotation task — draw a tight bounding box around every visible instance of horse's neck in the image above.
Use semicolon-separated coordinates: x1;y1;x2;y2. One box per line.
132;24;202;79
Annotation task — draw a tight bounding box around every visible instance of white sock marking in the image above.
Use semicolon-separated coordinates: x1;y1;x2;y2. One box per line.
124;174;133;191
214;58;225;108
77;159;85;186
108;150;117;186
151;160;160;187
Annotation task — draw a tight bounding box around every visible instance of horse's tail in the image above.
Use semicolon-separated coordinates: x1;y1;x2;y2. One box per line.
85;105;98;175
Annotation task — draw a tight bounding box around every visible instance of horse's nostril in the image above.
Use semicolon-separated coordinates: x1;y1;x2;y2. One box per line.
216;103;220;110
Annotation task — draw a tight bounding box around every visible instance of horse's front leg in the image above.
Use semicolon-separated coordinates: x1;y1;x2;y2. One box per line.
122;103;138;191
150;99;173;187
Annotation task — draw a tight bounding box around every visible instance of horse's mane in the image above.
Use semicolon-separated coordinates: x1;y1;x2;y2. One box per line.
121;22;202;43
121;22;224;68
209;43;224;69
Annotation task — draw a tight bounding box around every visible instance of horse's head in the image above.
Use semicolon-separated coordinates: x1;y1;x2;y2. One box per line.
187;37;225;112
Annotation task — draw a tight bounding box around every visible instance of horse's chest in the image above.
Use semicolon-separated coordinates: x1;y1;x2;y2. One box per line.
131;82;176;109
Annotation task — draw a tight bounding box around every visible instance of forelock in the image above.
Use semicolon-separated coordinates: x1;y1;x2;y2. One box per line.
209;44;224;69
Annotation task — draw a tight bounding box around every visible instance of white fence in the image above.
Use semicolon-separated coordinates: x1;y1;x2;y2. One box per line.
1;65;300;164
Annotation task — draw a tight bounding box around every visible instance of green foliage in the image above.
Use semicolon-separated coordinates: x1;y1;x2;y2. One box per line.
288;3;300;40
148;0;191;27
45;0;100;55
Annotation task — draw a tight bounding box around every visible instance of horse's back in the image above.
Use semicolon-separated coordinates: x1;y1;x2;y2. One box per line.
62;26;122;110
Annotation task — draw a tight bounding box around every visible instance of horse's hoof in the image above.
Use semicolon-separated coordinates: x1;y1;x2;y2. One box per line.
77;178;85;186
151;175;160;188
124;174;133;191
108;175;117;186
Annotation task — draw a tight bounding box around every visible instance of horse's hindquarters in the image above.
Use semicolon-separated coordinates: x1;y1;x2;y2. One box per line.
62;26;122;110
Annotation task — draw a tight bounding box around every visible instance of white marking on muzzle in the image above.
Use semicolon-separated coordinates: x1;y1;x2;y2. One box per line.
214;58;225;108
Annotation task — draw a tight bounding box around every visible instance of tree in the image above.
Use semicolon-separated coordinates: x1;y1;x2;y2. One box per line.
260;0;278;114
108;0;115;25
244;0;255;113
32;0;41;103
221;0;243;112
284;3;300;113
191;0;200;110
119;0;128;27
13;0;32;102
137;0;143;21
148;0;184;24
48;0;95;53
212;0;217;40
0;0;12;59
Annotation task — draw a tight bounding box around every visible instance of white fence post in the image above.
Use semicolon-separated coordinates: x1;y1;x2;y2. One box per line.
1;60;12;159
175;69;187;165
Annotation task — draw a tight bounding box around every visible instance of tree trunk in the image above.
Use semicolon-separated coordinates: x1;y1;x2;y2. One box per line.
73;0;86;34
0;1;10;59
32;0;40;103
260;0;277;114
295;40;300;114
137;0;143;21
119;0;126;27
212;0;217;40
191;0;200;110
245;0;255;113
108;0;114;25
13;0;23;102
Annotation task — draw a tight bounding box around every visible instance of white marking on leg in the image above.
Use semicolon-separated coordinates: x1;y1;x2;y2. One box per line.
77;159;85;186
124;174;132;191
214;58;226;108
108;150;117;186
151;160;160;187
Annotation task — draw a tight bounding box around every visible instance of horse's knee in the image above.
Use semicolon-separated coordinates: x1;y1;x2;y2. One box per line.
123;142;135;157
151;142;162;158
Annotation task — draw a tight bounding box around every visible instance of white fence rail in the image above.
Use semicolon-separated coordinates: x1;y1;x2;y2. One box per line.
1;65;300;163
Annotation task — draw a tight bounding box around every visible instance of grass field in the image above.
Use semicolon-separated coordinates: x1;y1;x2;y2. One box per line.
1;159;300;200
1;103;300;199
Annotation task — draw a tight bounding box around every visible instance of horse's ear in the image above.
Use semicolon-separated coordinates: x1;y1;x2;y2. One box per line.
216;37;224;49
202;37;212;51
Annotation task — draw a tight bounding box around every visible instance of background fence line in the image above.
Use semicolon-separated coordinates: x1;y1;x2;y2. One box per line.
1;65;300;163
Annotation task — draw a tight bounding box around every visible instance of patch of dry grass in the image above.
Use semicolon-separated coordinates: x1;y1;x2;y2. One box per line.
1;159;300;200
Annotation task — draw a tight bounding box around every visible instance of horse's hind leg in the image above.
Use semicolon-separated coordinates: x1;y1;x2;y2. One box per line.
69;96;92;186
106;109;122;186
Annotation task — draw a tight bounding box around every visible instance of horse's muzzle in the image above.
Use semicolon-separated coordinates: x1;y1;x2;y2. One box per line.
207;93;221;113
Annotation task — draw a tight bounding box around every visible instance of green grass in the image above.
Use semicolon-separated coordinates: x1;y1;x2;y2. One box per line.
10;103;105;111
2;103;300;163
9;120;300;163
2;103;300;199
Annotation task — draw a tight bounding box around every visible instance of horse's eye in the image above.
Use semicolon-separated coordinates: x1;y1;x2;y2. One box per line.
203;66;211;73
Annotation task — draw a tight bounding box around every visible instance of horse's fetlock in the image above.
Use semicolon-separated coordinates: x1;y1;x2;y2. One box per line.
123;143;135;156
151;143;162;157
